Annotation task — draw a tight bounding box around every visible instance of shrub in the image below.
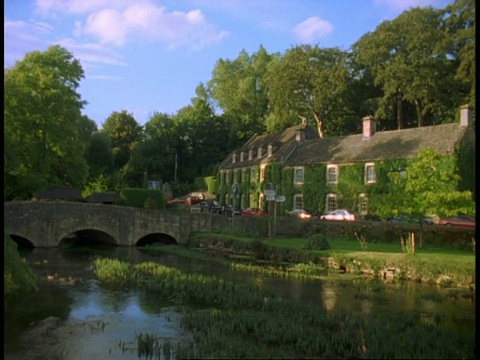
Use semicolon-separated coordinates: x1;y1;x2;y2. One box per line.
305;234;330;250
120;188;166;209
4;232;38;296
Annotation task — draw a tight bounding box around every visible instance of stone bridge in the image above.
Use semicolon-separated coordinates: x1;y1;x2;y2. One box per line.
4;201;219;247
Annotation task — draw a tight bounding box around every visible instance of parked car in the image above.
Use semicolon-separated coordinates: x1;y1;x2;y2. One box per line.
386;215;434;225
320;209;356;221
167;192;204;206
241;208;267;216
437;215;475;228
217;205;241;216
287;209;312;220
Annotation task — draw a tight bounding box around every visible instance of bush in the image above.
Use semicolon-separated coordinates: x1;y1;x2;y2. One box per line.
4;232;38;297
120;188;166;209
305;234;330;250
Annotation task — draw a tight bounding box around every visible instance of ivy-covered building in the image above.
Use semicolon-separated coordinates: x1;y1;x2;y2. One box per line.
216;105;475;217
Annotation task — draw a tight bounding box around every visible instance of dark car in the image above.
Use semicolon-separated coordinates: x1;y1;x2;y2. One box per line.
437;215;475;228
386;215;433;225
241;208;267;216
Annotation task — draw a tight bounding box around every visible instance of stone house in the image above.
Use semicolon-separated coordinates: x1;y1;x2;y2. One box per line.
216;105;475;216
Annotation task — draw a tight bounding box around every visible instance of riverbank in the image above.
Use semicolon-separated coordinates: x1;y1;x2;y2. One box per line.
150;232;476;289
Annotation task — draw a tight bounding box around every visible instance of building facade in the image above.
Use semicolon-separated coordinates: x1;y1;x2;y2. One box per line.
216;105;475;217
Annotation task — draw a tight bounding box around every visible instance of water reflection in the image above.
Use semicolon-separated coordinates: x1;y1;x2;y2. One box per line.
5;246;475;358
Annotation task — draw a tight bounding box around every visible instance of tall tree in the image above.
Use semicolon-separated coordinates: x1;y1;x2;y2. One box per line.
443;0;475;109
208;45;272;141
101;110;143;170
352;7;461;128
263;45;350;137
4;45;88;199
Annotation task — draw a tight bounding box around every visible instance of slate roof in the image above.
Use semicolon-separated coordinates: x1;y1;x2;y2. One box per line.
284;123;473;166
219;123;318;170
38;185;83;201
84;191;121;204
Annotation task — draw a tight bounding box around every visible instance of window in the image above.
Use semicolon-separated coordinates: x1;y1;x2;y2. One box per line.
327;165;338;184
232;153;236;164
365;162;376;184
268;145;273;157
225;171;230;185
257;147;263;158
242;169;246;183
359;193;368;215
249;150;253;160
325;193;337;212
294;167;304;185
293;194;304;210
260;166;266;182
240;152;244;162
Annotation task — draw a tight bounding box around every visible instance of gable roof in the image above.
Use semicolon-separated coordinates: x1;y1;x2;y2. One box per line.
38;185;83;201
219;123;318;170
284;123;473;166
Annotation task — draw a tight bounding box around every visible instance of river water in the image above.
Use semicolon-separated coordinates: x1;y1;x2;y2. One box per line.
4;245;475;359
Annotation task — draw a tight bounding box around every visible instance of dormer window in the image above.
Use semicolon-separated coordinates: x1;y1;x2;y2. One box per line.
257;147;262;158
327;164;338;184
232;153;237;164
248;150;253;160
240;152;245;162
268;144;273;157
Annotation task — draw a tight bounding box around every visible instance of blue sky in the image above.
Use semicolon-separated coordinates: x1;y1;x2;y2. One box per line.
4;0;453;128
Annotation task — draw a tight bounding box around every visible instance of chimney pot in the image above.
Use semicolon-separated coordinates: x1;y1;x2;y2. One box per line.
362;115;376;139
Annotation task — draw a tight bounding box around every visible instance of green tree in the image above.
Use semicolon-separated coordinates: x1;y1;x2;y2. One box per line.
85;132;114;179
352;7;462;128
208;45;272;141
404;149;475;217
4;45;89;200
443;0;476;108
264;45;350;137
101;110;143;172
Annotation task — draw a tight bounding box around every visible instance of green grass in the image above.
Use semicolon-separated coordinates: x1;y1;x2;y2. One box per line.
187;232;475;287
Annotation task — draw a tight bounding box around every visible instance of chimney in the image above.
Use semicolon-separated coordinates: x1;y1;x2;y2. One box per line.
362;115;376;139
295;128;305;142
460;104;471;127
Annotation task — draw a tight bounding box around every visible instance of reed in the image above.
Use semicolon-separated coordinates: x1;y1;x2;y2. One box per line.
94;258;475;359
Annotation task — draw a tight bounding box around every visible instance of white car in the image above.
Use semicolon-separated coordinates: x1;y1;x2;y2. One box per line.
287;209;312;220
320;209;356;221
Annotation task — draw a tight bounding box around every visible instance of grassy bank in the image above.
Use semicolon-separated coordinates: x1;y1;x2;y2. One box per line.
156;232;475;288
93;257;475;359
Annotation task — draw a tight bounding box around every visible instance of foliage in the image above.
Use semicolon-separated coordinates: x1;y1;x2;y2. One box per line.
305;234;330;250
4;232;38;297
119;188;165;209
85;132;114;179
404;149;475;217
351;7;464;127
101;110;143;172
264;45;350;137
4;45;89;200
143;197;158;210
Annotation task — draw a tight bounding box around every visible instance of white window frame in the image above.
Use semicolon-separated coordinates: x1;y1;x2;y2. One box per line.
326;165;338;185
294;166;305;185
257;147;263;158
232;153;236;164
293;194;304;210
240;152;244;162
249;150;253;160
365;162;376;184
325;193;337;212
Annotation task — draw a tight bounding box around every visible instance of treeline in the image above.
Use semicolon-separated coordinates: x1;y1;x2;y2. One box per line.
4;0;475;200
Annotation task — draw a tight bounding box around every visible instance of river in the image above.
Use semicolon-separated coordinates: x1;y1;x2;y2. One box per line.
4;245;475;359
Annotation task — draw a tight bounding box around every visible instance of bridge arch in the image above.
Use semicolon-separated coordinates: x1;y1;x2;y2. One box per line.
136;232;177;246
57;228;119;248
8;234;35;249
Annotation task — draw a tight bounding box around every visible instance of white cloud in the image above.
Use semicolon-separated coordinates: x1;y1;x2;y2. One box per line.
35;0;230;50
293;16;333;43
4;19;52;67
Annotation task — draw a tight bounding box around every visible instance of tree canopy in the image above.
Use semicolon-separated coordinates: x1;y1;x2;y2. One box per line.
4;45;89;199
